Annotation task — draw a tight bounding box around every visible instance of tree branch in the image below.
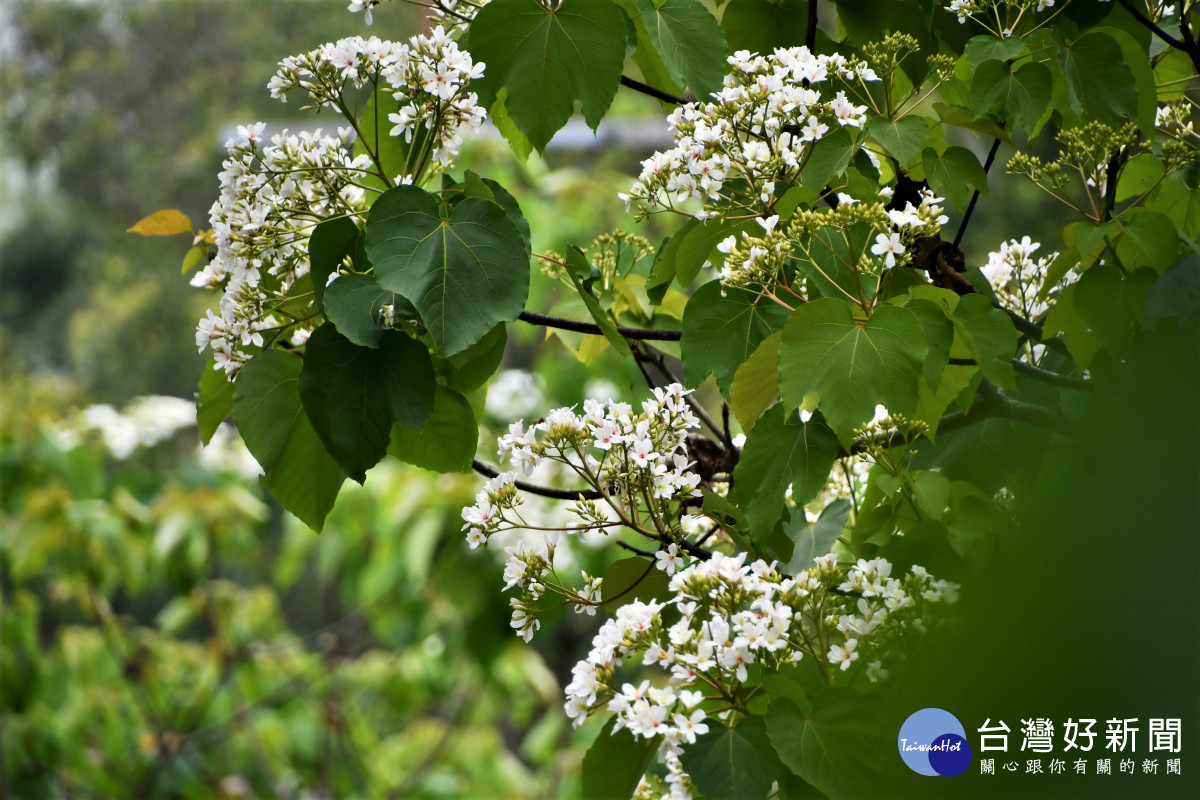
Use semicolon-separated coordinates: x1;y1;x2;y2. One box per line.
1118;0;1187;50
616;541;656;558
953;137;1002;249
620;75;687;106
840;380;1068;458
634;343;732;448
806;0;819;52
1178;3;1200;74
471;460;602;500
1011;357;1091;389
947;357;1091;389
519;310;682;341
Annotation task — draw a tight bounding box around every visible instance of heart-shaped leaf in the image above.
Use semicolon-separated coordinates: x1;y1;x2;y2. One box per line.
469;0;627;153
365;184;529;356
298;325;436;483
779;299;927;446
232;350;345;530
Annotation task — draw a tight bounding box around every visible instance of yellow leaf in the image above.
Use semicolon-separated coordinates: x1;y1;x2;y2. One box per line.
127;208;193;236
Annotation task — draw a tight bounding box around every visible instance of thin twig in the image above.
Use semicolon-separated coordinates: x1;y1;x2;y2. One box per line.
620;75;687;105
1117;0;1187;49
615;541;656;558
948;357;1090;389
953;137;1002;249
518;310;682;341
472;460;603;500
806;0;819;52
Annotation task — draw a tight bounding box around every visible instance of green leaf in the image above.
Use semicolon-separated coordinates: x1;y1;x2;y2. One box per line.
912;470;950;520
765;692;883;799
1115;152;1166;201
680;719;782;800
681;282;790;395
1146;255;1200;328
915;365;978;432
867;116;927;167
232;351;345;531
1094;26;1159;136
298;325;436;483
365;184;530;356
196;358;233;446
951;294;1018;389
701;489;753;553
932;102;1013;144
600;557;671;611
387;386;476;474
308;217;360;311
1043;283;1103;368
637;0;725;100
1114;210;1179;274
322;273;409;348
1058;31;1138;127
616;0;684;105
1072;262;1155;354
180;244;207;275
566;246;632;357
801;127;857;193
1154;48;1193;102
720;0;808;55
734;405;839;546
458;171;533;255
921;146;988;210
779;300;928;446
649;218;756;299
469;0;627;152
784;498;851;573
964;34;1024;69
969;59;1052;130
440;324;507;394
905;295;956;387
729;331;782;433
488;88;534;162
581;717;660;800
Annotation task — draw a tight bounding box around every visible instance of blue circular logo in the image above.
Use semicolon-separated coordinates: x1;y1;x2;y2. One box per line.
898;708;972;776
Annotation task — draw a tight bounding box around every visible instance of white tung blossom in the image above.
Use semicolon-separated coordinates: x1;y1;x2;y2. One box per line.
620;46;877;218
195;29;486;379
979;235;1076;322
566;552;958;800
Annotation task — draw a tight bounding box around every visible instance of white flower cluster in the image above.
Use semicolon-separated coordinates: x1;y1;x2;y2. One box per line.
944;0;1059;32
194;30;487;379
1156;102;1195;138
461;384;705;640
979;236;1076;321
193;125;370;378
712;185;948;289
620;47;878;218
55;396;198;459
461;384;703;547
268;29;486;171
565;551;958;800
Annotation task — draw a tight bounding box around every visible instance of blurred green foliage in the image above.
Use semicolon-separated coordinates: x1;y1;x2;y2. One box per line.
0;371;617;799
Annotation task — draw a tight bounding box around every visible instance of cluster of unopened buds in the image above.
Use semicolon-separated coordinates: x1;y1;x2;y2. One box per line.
566;551;958;800
620;46;878;218
712;185;950;291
